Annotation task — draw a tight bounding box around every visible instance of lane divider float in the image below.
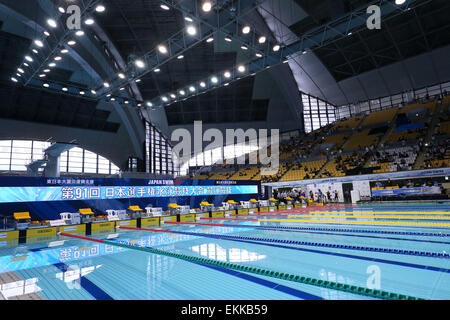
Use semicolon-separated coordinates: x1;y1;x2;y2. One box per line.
118;226;450;259
232;214;450;220
201;217;450;227
164;222;450;245
58;232;425;300
165;221;450;237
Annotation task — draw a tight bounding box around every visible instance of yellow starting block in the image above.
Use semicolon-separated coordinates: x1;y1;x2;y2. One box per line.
128;205;144;218
168;203;181;215
13;212;31;230
79;208;95;223
249;199;259;208
200;201;213;213
79;208;94;215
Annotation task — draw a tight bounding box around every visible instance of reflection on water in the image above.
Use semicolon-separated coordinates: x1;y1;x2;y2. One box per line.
190;243;266;263
0;277;41;299
55;264;103;290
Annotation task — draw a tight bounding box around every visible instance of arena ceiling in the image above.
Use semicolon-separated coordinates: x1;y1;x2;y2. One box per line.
0;28;120;133
291;0;450;82
1;0;450;136
259;0;450;106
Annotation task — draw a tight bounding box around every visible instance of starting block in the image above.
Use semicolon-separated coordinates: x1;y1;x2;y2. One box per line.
106;210;126;221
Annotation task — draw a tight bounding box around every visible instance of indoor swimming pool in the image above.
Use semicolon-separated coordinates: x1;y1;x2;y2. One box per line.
1;204;449;300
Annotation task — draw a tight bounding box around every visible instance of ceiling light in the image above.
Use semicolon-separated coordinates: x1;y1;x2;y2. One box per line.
106;94;111;97
241;45;248;50
202;1;212;12
189;86;195;92
75;30;85;36
25;55;33;62
32;49;38;54
347;32;352;36
43;69;50;73
160;4;170;10
395;0;406;4
224;71;231;78
58;7;65;13
273;44;280;52
95;5;106;12
211;76;218;83
43;83;49;87
302;50;307;54
258;36;266;44
47;19;57;28
255;53;263;58
111;98;115;101
147;102;153;107
154;68;161;73
185;16;193;22
283;60;289;64
91;90;97;95
119;87;125;91
24;63;29;67
135;59;145;68
104;82;110;87
177;55;184;59
179;90;186;95
162;96;168;102
170;94;176;99
34;40;44;47
61;48;69;53
124;101;129;104
224;36;232;42
118;73;126;79
206;37;214;43
186;25;197;36
54;56;62;61
242;26;251;34
44;31;50;36
39;74;46;77
67;40;76;46
49;63;56;67
16;73;21;77
62;87;68;91
200;81;206;88
80;91;85;95
158;44;168;54
17;68;24;73
84;18;95;25
136;79;141;83
224;83;229;86
238;65;246;73
11;77;18;82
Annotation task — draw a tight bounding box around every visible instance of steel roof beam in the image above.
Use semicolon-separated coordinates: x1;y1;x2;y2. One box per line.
21;0;102;87
148;0;427;109
98;0;270;97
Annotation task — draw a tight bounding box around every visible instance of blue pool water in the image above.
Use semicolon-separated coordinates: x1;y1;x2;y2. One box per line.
0;204;449;300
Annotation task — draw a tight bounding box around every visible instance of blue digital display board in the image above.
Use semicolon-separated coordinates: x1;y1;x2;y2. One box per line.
0;185;259;204
371;186;441;196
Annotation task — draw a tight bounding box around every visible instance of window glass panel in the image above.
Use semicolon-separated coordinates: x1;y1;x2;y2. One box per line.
60;152;68;173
